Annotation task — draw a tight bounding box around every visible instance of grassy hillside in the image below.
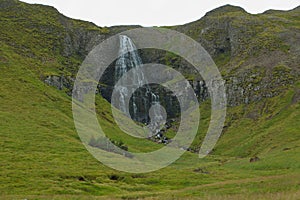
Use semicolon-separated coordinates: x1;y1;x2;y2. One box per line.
0;0;299;199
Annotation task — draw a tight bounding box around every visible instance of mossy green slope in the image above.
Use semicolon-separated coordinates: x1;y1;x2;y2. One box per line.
1;0;299;199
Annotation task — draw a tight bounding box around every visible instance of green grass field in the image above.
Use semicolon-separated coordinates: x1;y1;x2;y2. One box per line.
1;40;299;199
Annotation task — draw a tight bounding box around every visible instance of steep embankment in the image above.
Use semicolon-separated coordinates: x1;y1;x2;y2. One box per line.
0;0;299;198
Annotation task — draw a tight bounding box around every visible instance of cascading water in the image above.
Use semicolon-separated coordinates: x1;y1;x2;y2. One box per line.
114;35;163;134
114;35;143;116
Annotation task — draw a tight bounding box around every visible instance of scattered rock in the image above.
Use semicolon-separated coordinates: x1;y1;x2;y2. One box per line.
108;174;124;181
193;168;209;174
250;156;260;162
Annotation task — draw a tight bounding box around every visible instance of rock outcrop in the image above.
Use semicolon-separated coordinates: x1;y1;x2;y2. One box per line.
1;0;298;110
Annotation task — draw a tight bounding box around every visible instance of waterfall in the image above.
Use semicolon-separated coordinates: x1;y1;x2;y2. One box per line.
115;35;139;116
114;35;163;132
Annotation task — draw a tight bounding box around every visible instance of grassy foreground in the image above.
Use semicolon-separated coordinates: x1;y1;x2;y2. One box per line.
1;41;299;199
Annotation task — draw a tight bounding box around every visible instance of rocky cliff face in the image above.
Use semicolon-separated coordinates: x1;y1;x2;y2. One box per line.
2;0;299;109
140;5;300;106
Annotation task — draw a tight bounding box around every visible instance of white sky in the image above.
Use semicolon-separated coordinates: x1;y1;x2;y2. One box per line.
21;0;300;27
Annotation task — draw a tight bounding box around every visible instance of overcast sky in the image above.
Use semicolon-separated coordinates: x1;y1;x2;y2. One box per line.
21;0;300;27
